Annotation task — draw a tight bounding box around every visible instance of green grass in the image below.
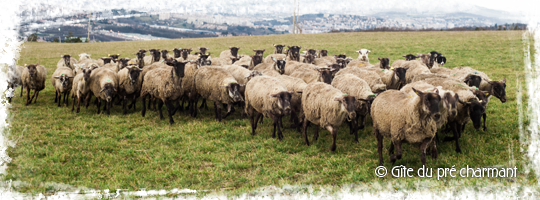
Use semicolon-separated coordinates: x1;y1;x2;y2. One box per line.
4;31;533;196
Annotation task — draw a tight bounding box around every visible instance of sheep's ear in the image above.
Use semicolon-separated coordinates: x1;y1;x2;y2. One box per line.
270;93;280;97
432;88;439;94
402;55;406;57
68;76;74;79
412;87;423;96
54;76;60;79
333;97;344;101
502;78;506;84
378;57;381;60
296;90;303;93
239;84;245;87
288;91;294;95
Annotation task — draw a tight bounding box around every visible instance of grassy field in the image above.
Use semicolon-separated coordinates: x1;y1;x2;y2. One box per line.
4;30;533;195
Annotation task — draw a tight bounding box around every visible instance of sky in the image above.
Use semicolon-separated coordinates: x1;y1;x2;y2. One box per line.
459;0;539;13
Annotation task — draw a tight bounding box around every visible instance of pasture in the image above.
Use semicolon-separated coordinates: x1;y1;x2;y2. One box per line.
4;30;532;195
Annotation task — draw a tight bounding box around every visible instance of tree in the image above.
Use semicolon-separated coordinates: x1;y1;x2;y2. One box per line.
28;33;38;42
53;38;59;42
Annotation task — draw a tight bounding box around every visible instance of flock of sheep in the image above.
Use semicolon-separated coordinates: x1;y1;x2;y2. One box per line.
7;44;507;166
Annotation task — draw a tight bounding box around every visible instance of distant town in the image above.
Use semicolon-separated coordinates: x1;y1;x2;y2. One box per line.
19;7;526;43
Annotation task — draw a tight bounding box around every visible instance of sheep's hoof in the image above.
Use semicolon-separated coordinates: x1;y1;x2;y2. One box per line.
390;155;397;163
330;145;337;152
378;162;384;166
455;148;462;153
169;120;175;125
483;127;486;131
128;104;133;109
354;139;359;143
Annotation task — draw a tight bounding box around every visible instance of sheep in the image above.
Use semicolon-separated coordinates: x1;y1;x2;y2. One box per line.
244;76;293;140
220;47;241;60
422;77;486;153
346;49;372;68
248;55;264;70
301;54;317;64
51;67;75;107
334;67;387;93
57;54;78;70
161;50;172;61
417;53;431;66
195;47;209;55
313;57;333;67
4;58;24;103
140;60;187;124
398;60;432;84
283;61;314;75
89;67;118;115
372;88;441;166
264;54;287;63
273;44;286;54
183;54;213;116
143;49;161;66
128;49;147;67
274;75;308;131
253;49;265;56
300;82;357;151
253;57;286;74
21;63;47;105
286;46;302;61
430;66;452;75
318;50;328;58
290;67;335;84
259;68;282;77
97;54;119;65
117;65;143;114
410;73;453;83
363;66;408;90
373;57;390;69
193;66;244;122
102;58;131;73
234;55;252;67
331;74;376;142
71;66;94;113
450;67;507;103
390;54;418;68
78;53;92;61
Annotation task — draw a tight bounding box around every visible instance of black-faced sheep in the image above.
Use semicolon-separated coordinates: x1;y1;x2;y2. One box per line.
373;57;390;69
51;67;75;107
7;64;24;103
244;76;293;140
274;75;308;132
286;46;302;62
301;82;357;151
117;65;143;114
290;67;335;84
372;88;441;166
253;57;286;74
21;63;47;106
364;67;408;90
273;44;286;54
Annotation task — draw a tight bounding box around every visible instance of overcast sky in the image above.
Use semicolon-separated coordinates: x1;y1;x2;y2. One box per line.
457;0;538;13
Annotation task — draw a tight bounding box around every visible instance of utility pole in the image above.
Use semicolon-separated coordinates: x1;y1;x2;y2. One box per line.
86;5;92;43
293;0;300;34
533;3;536;31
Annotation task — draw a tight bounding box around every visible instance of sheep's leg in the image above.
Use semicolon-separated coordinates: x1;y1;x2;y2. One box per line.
106;100;111;115
213;101;218;120
132;96;137;110
20;85;23;97
326;125;338;151
152;98;157;111
431;139;438;159
248;108;257;135
461;122;467;133
158;99;164;119
389;142;394;155
215;101;222;122
419;138;431;166
253;112;262;135
64;92;69;106
200;99;206;109
85;94;91;109
54;90;58;103
482;113;487;131
77;95;82;113
25;87;30;106
223;104;234;119
141;94;147;117
34;90;39;104
57;90;61;107
165;101;175;125
444;122;462;153
277;116;284;141
347;120;353;135
122;96;128;115
114;94;122;105
174;99;181;112
352;115;359;143
97;98;101;114
259;115;264;124
374;128;384;166
390;141;402;164
359;114;366;130
302;117;310;146
72;95;76;112
147;97;152;111
313;125;319;141
291;109;301;133
191;98;199;118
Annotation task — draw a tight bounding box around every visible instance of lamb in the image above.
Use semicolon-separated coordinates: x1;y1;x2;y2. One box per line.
51;67;75;107
422;77;485;153
331;74;376;142
89;67;118;115
334;67;387;93
4;58;24;103
286;46;302;61
373;57;390;69
253;57;286;74
21;63;47;106
57;54;78;70
273;44;286;54
160;50;172;60
398;60;432;84
193;66;244;122
117;65;143;114
71;66;93;113
244;76;293;140
274;75;308;132
346;49;373;68
140;60;187;124
363;66;408;90
195;47;210;55
290;67;335;84
301;82;357;151
450;67;507;103
372;88;441;166
301;54;317;64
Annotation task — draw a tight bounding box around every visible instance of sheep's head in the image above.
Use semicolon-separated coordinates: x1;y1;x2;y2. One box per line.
394;67;408;89
326;64;342;76
101;57;113;64
377;57;390;69
458;98;485;129
198;47;208;54
305;49;317;56
127;66;142;84
229;47;240;57
231;56;241;64
334;54;347;59
161;50;169;59
197;53;211;68
245;70;263;82
442;91;459;117
223;82;244;102
417;53;430;65
61;55;72;66
335;58;348;69
134;51;146;60
148;49;161;62
253;49;265;56
463;74;482;88
319;49;328;57
270;91;294;115
118;58;130;70
4;58;17;68
172;60;188;78
251;55;263;67
108;54;120;62
100;83;117;102
358;94;377;115
428;51;440;67
138;49;147;53
402;54;419;61
413;87;442;121
240;64;249;69
273;44;285;54
54;74;74;89
82;68;93;82
317;68;334;84
487;78;506;103
303;54;316;64
334;95;357;121
356;49;371;61
271;57;286;74
287;46;302;61
78;53;91;60
25;64;38;77
172;48;182;58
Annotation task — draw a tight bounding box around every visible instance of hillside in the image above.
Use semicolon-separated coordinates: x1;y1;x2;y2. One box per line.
0;31;540;199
